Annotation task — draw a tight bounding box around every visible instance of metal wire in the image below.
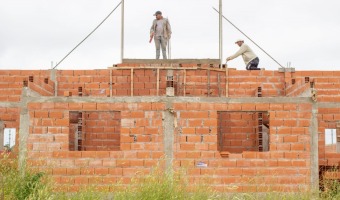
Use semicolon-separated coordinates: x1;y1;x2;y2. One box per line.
53;1;122;69
213;7;285;68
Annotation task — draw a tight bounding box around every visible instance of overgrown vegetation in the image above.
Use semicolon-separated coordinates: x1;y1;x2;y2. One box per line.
1;152;340;200
0;152;53;200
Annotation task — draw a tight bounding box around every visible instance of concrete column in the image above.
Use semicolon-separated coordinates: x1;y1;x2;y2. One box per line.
0;121;4;151
50;69;57;96
310;103;319;193
163;100;174;171
19;90;30;171
18;106;29;171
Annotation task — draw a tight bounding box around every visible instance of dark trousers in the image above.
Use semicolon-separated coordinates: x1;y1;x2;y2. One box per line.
246;57;260;70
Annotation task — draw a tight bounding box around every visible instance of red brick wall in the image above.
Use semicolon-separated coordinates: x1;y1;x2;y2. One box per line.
1;68;340;192
318;107;340;166
0;70;50;102
26;102;165;192
173;102;311;192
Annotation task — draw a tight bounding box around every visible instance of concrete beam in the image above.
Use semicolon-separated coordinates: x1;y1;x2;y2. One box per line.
21;96;313;104
121;59;220;65
318;102;340;108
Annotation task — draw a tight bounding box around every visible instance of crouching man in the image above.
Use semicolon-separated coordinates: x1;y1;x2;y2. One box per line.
227;39;260;70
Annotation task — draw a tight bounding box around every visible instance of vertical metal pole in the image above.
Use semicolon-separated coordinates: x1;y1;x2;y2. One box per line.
219;0;223;68
121;0;125;62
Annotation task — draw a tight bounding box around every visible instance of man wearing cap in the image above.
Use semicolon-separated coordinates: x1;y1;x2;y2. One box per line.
150;11;172;59
227;39;260;70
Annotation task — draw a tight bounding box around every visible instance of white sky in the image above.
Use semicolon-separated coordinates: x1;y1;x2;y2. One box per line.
0;0;340;70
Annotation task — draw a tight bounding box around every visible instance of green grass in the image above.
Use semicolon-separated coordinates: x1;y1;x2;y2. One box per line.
1;152;340;200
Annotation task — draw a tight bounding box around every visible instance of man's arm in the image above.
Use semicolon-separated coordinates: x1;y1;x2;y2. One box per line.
149;20;155;43
166;19;172;39
150;20;155;35
227;45;247;61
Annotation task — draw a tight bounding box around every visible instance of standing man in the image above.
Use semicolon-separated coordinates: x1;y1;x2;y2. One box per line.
150;11;172;59
227;39;260;70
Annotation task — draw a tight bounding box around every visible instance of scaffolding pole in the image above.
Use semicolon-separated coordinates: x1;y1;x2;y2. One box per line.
219;0;223;68
121;0;125;62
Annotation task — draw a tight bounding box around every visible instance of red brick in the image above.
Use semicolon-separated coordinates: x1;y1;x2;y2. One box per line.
34;111;49;118
53;168;67;175
69;102;83;110
49;111;63;118
64;91;72;97
55;119;69;126
173;103;187;110
291;143;305;151
83;103;97;110
283;135;298;143
95;168;109;175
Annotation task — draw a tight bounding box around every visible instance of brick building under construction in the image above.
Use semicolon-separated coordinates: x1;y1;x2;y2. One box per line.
0;59;340;192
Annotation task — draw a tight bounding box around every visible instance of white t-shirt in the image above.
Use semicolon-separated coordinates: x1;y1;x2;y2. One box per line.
156;19;164;36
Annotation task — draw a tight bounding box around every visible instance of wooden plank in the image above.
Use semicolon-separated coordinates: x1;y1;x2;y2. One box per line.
183;69;186;96
131;69;134;97
225;68;229;97
108;66;226;72
109;69;113;97
157;68;160;96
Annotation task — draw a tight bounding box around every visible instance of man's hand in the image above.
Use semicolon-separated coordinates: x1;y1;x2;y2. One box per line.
226;57;232;62
149;33;154;43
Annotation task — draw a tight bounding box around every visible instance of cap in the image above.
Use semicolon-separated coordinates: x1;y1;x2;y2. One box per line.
153;11;162;16
235;39;244;43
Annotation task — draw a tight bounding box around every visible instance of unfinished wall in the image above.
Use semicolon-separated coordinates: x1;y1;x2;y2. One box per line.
26;102;165;192
0;66;339;192
173;102;312;192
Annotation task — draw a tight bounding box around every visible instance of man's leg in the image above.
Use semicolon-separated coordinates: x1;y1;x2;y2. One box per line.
155;36;161;59
247;58;260;70
160;37;168;59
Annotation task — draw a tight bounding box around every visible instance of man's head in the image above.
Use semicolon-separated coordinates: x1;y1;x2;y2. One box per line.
154;11;162;20
235;39;244;47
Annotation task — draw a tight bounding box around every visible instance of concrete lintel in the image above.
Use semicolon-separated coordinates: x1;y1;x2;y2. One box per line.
278;67;295;73
122;59;220;65
22;96;313;104
318;102;340;108
0;102;21;108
